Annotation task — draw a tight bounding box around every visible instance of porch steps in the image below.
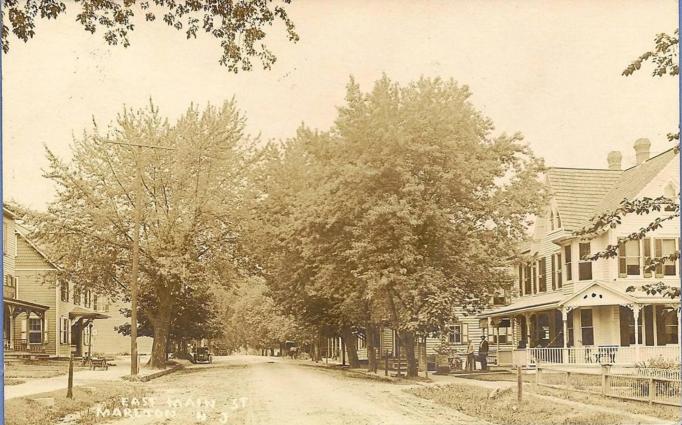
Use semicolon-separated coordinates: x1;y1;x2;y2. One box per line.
4;352;50;361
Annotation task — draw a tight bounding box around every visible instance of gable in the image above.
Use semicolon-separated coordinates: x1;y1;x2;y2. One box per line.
15;234;58;270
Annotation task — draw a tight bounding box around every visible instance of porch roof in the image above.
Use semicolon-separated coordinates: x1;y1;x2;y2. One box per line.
479;292;564;317
68;307;110;320
480;281;679;318
4;297;50;312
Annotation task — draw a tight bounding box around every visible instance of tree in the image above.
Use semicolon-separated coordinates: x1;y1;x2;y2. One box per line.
22;100;252;367
2;0;299;72
247;75;547;376
115;284;226;358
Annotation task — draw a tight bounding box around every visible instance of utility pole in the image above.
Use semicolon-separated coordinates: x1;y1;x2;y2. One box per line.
98;139;175;377
130;145;142;376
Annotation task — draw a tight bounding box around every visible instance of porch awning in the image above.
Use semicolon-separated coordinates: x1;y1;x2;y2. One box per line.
4;297;50;312
479;292;564;318
69;307;110;320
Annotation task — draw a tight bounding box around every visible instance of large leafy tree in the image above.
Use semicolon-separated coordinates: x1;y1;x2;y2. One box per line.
23;100;252;367
2;0;298;72
248;76;547;376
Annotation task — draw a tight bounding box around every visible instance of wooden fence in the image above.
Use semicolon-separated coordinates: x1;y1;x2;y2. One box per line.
536;365;681;407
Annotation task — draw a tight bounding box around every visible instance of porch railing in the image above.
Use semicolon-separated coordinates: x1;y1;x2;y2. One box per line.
3;339;46;353
516;345;680;367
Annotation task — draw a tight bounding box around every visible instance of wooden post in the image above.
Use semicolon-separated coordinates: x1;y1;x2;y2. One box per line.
536;365;541;385
384;351;389;376
66;353;74;399
601;364;610;396
517;366;523;402
648;377;655;404
565;371;570;388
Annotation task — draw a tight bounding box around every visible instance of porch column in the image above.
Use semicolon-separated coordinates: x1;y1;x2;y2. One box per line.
631;305;641;363
561;307;569;364
511;316;517;347
652;305;658;346
677;306;681;347
523;313;531;348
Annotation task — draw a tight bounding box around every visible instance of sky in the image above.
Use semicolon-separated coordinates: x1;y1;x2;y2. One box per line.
3;0;679;210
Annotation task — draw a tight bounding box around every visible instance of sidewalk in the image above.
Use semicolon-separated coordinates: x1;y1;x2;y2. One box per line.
4;355;150;400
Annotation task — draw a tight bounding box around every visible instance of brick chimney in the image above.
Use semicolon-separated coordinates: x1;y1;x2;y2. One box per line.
634;138;651;165
607;151;622;170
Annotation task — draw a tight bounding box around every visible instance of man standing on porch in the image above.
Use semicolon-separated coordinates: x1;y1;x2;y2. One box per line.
479;336;489;371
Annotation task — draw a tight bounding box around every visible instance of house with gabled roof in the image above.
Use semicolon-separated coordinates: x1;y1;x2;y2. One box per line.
481;139;680;368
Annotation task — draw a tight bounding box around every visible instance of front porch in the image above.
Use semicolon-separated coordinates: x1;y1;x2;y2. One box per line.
3;297;50;356
484;282;680;368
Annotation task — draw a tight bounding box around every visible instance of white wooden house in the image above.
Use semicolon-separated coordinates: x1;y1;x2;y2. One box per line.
481;139;680;367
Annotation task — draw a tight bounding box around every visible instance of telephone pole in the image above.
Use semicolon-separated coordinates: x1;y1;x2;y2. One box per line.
99;139;174;376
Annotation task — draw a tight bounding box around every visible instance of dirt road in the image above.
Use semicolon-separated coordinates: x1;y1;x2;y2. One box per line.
98;355;489;425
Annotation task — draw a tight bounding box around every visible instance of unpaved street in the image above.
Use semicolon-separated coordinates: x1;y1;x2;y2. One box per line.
99;355;488;425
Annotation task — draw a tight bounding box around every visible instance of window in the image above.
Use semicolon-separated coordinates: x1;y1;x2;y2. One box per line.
492;289;507;305
549;211;555;231
84;290;91;308
60;282;69;302
580;309;594;346
659;307;679;344
578;243;592;281
491;324;509;344
537;313;550;344
448;324;462;344
531;263;537;294
518;265;523;295
552;252;562;289
73;286;81;305
655;239;677;277
28;318;42;344
564;245;572;281
93;295;98;311
60;317;70;344
556;212;562;229
523;264;531;295
618;239;641;277
538;258;547;292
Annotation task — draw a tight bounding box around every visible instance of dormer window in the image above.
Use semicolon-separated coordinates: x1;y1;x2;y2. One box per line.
549;209;562;231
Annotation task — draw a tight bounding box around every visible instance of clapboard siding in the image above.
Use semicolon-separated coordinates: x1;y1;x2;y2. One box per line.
3;214;16;276
92;299;153;355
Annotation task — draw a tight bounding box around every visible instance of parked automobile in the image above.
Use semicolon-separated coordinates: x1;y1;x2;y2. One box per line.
189;346;213;364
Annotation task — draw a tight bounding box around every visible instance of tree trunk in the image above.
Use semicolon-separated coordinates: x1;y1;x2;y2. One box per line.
270;347;274;356
342;327;360;368
367;324;378;372
150;299;173;369
403;331;418;378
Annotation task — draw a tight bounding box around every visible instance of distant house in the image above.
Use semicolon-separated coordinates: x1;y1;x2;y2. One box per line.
3;208;50;357
90;299;153;356
481;140;680;367
13;225;110;357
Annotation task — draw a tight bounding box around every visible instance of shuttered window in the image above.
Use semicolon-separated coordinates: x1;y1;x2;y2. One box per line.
618;239;640;277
